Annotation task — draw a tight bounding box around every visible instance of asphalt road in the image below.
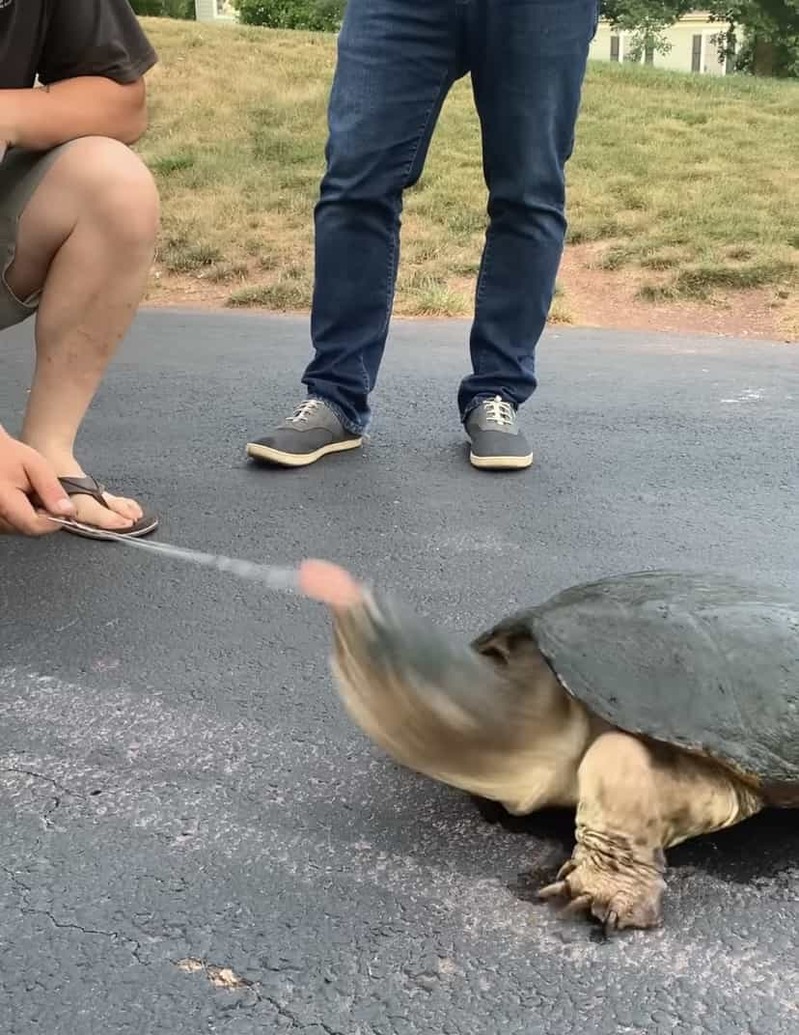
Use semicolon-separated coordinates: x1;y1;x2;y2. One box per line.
1;311;797;1035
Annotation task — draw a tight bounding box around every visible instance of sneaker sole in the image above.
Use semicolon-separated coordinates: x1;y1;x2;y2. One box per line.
246;437;363;468
469;450;534;471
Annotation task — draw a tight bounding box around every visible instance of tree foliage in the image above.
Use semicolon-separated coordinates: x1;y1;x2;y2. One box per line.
600;2;691;60
233;0;345;31
706;1;799;76
129;0;195;18
600;0;799;75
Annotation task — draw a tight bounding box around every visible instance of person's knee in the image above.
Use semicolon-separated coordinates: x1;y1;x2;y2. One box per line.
322;141;398;205
485;181;566;244
65;137;160;255
322;104;412;204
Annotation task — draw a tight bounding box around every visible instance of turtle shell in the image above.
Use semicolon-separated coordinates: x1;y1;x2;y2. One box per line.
489;571;799;785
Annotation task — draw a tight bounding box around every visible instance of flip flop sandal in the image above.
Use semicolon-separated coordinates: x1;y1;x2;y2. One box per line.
57;475;159;541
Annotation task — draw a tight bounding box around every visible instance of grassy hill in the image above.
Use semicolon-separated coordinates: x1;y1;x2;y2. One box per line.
136;18;798;333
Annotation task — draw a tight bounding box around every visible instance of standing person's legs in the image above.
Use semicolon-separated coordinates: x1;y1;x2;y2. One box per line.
1;137;161;536
247;0;463;468
461;0;598;470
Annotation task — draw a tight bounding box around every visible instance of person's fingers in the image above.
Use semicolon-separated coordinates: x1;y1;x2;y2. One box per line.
0;488;60;536
21;449;75;519
298;559;364;609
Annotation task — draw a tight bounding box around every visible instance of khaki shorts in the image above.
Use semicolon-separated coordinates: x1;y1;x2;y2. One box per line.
0;144;69;332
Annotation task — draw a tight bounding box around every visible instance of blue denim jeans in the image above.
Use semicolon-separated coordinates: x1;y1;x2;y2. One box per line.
302;0;599;434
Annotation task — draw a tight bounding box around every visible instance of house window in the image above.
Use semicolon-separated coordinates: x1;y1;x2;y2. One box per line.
691;34;703;73
610;35;620;62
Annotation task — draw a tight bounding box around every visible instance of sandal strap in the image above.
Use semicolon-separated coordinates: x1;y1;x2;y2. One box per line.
58;475;109;509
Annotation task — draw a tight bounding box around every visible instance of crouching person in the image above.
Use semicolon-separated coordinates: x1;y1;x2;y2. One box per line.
0;0;161;539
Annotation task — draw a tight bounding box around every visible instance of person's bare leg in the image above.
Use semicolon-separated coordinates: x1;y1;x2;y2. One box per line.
6;136;159;531
539;731;764;931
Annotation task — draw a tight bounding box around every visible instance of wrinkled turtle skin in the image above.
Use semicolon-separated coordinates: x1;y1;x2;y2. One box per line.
472;570;799;788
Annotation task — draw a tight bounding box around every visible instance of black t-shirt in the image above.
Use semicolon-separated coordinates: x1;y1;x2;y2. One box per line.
0;0;158;90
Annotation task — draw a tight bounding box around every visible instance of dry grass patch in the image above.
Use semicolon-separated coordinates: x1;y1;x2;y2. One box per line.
137;18;798;325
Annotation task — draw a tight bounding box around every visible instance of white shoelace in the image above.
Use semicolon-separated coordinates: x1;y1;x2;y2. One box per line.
483;396;514;427
288;399;323;425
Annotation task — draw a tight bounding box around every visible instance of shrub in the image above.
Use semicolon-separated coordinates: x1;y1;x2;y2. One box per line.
234;0;346;31
130;0;195;18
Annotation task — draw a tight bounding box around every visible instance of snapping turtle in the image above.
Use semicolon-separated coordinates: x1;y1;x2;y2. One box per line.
298;561;799;932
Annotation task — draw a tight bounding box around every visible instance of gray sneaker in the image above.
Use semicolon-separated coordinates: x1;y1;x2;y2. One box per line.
464;396;533;470
246;399;363;467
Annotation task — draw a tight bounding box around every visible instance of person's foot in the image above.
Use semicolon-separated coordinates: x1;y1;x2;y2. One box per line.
464;396;533;470
246;399;363;468
61;480;143;531
32;450;143;531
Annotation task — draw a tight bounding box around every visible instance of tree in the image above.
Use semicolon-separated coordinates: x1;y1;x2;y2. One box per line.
600;1;694;59
129;0;195;17
233;0;345;31
600;0;799;76
705;1;799;76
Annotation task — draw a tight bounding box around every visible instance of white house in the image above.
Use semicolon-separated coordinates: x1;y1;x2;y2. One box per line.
194;0;237;20
590;11;735;75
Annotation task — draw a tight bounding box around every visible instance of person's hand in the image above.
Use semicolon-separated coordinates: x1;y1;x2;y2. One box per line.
0;428;75;535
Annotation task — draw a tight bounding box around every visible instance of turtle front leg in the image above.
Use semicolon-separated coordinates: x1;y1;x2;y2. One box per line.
539;731;763;932
540;733;667;930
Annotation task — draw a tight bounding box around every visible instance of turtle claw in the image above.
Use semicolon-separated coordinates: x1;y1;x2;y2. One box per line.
562;893;593;917
537;857;576;903
537;855;579;903
538;852;665;932
537;878;569;902
555;858;578;881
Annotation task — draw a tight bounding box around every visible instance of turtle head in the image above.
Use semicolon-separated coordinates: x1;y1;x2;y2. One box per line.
299;560;586;810
320;589;579;810
327;588;517;769
297;558;506;759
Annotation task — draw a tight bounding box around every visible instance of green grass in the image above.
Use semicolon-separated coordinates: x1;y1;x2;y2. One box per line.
137;18;799;316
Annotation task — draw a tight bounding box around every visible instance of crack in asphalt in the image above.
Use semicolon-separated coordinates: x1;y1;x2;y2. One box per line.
0;767;83;830
2;863;145;966
256;994;339;1034
173;957;341;1033
0;767;80;799
27;907;145;966
2;863;31;895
